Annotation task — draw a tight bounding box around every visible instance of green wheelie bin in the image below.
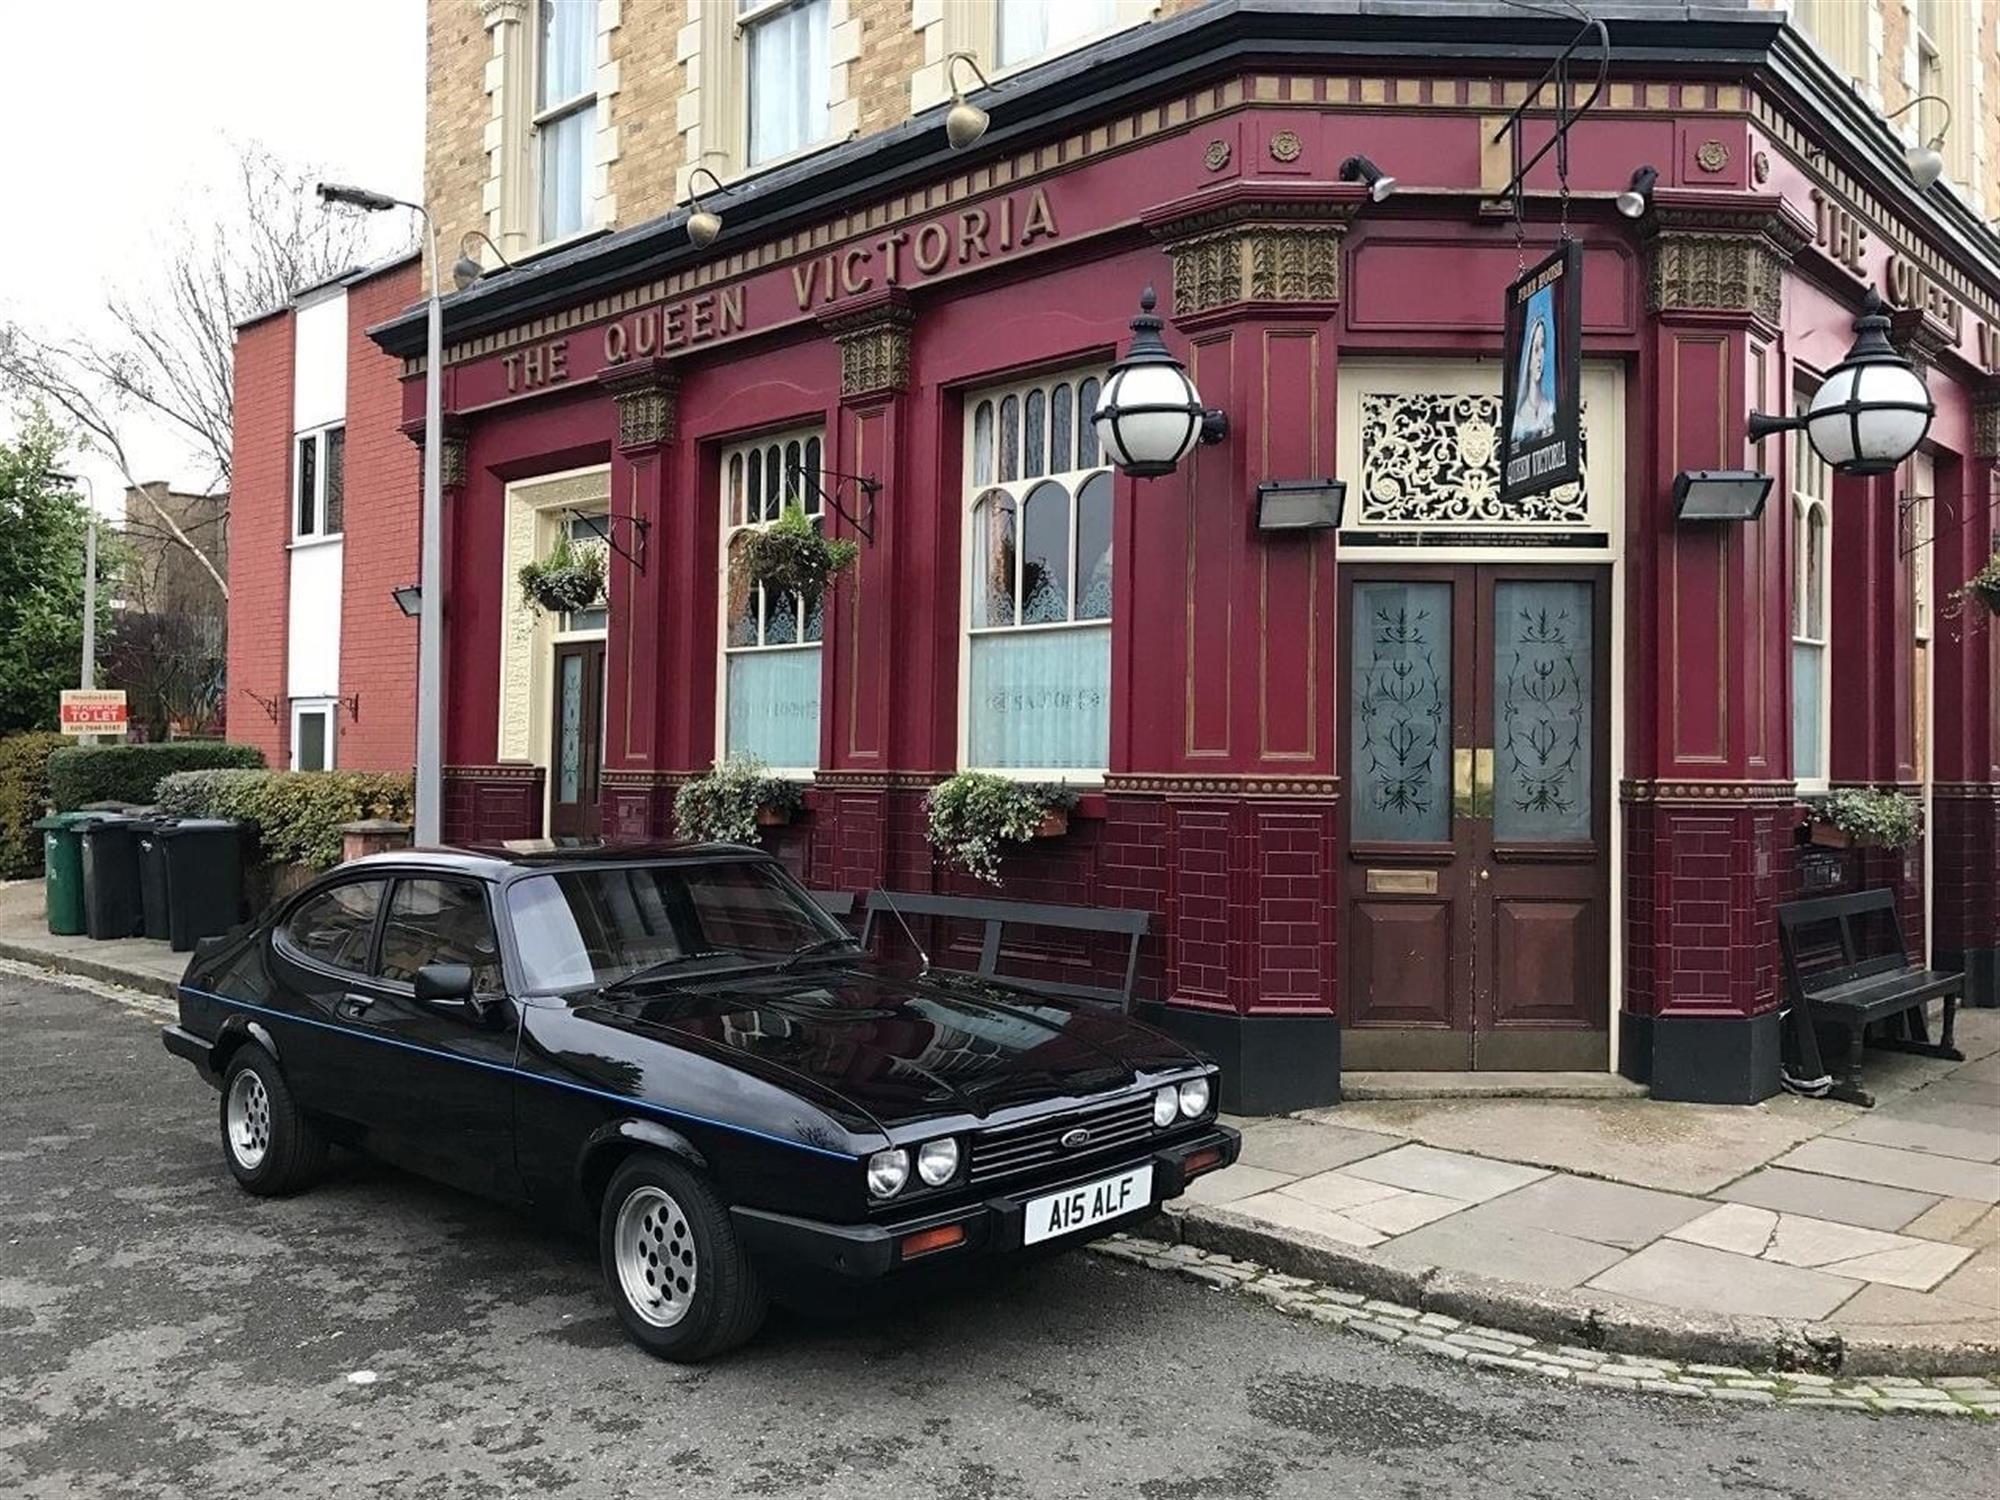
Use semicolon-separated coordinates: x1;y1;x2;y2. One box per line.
33;812;94;936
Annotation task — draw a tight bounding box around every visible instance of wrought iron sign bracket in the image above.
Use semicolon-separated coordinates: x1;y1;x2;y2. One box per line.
340;693;362;723
564;509;650;575
787;464;879;543
243;688;284;726
1488;14;1611;222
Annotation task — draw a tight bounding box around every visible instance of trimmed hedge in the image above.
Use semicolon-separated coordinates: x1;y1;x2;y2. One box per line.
0;731;65;878
155;769;414;870
47;741;265;811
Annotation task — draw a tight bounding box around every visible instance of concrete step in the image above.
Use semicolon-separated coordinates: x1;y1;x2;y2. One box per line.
1339;1070;1648;1102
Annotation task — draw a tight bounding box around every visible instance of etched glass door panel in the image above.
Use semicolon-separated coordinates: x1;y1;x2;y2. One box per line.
1350;581;1453;843
1491;580;1593;842
557;652;584;803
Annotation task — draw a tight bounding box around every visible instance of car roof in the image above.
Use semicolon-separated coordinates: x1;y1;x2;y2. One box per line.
338;840;779;880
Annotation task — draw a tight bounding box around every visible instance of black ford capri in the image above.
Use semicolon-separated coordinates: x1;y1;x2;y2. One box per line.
161;844;1238;1360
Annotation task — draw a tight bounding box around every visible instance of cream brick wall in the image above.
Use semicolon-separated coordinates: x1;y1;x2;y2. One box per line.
427;0;493;275
612;0;686;227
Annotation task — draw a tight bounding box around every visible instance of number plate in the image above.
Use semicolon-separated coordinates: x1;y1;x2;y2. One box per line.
1022;1165;1153;1246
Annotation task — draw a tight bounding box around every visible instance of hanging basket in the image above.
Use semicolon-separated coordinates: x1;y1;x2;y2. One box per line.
737;503;859;604
1964;553;2000;616
519;538;606;616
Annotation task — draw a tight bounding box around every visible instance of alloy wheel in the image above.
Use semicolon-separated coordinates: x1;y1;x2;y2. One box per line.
226;1068;271;1170
613;1185;698;1328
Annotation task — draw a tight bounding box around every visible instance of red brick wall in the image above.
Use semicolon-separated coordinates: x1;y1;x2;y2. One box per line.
226;313;294;768
337;261;423;772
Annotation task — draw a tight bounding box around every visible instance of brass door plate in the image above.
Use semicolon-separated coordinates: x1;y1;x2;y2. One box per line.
1366;868;1440;895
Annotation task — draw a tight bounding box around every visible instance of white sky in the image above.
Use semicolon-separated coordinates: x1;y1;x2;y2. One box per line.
0;0;426;510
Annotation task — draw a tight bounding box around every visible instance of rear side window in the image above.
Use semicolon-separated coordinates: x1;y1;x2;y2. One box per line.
280;881;385;973
378;879;504;994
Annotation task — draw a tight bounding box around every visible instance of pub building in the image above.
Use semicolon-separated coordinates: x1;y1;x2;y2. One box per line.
360;1;1998;1112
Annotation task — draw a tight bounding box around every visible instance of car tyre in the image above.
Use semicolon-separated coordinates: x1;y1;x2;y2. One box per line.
600;1153;766;1362
219;1044;326;1196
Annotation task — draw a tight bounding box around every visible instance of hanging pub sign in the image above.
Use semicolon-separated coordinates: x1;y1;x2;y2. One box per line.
1499;241;1584;503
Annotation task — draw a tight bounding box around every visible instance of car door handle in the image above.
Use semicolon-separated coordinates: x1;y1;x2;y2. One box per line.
337;993;377;1020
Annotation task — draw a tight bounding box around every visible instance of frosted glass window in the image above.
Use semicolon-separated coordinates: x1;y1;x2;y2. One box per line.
1790;413;1831;787
1492;580;1593;843
720;428;826;769
963;368;1113;770
1351;582;1451;843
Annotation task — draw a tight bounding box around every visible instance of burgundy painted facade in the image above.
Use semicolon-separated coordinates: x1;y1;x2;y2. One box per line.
348;24;2000;1106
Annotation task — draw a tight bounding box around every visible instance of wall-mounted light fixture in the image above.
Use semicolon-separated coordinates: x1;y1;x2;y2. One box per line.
451;230;514;292
1615;164;1658;219
685;166;726;249
1671;469;1772;523
392;584;422;618
1092;287;1228;479
1256;480;1347;532
943;52;994;150
1338;154;1397;202
1747;291;1934;476
1883;94;1951;190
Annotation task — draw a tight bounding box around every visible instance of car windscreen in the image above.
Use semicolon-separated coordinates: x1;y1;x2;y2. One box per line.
506;860;848;991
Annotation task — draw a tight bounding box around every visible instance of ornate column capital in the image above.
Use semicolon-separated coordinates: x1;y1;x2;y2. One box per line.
1643;196;1812;324
480;0;528;28
600;358;679;451
821;290;915;400
401;418;470;492
1145;183;1363;319
1889;306;1957;375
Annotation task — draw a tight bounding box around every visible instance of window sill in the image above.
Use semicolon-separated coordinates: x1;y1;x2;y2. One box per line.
519;225;611;264
288;533;345;551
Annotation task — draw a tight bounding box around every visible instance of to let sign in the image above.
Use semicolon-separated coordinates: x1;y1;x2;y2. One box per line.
59;689;127;736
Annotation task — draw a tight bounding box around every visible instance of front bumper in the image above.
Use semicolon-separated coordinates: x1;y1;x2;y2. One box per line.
730;1125;1240;1280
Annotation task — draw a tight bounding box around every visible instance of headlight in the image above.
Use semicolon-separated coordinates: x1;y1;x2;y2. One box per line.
916;1138;960;1187
1152;1085;1179;1128
1178;1076;1212;1119
866;1147;909;1199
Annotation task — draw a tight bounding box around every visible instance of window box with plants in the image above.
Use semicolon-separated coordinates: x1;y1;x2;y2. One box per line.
1803;787;1922;851
519;537;607;616
925;773;1080;886
673;758;807;845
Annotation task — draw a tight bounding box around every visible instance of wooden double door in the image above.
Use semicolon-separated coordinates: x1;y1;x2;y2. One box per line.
1340;564;1611;1070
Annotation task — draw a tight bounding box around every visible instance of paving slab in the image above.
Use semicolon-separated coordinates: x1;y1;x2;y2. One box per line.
1832;1112;2000;1164
1829;1280;2000;1331
1670;1204;1778;1257
1177;1163;1294;1206
1370;1200;1627;1288
1820;1240;1977;1292
1332;1187;1465;1236
1465;1172;1711;1250
1277;1170;1408;1214
1339;1143;1548;1203
1712;1165;1940;1232
1231;1117;1399;1176
1774;1138;2000;1203
1585;1239;1861;1321
1227;1189;1387;1249
1932;1248;1998;1310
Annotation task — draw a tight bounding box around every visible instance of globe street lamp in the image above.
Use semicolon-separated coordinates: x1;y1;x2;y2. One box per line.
318;181;445;844
1748;290;1934;477
1092;287;1227;479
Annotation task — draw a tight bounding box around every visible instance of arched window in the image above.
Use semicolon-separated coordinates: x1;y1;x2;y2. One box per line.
1790;401;1832;790
720;428;825;772
962;367;1113;774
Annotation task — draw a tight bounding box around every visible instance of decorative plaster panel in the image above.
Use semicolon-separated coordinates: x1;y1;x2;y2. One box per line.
498;467;612;763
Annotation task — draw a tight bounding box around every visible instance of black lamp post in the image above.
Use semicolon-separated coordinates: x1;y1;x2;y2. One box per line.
1748;291;1934;477
1092;288;1227;478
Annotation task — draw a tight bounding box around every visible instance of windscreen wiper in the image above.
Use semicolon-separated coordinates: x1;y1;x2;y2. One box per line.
774;934;862;971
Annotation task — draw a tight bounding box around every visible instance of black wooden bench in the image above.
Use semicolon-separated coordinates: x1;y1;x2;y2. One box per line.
1775;889;1965;1108
859;890;1150;1013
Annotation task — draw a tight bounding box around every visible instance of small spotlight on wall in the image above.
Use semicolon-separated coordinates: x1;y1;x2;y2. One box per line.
1671;470;1773;523
1256;480;1347;532
392;584;423;618
1338;155;1397;202
1616;164;1658;219
1885;95;1951;190
943;51;994;151
451;229;514;292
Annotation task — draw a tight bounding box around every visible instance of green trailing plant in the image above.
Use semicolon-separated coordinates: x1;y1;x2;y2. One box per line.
672;757;806;845
0;730;65;877
519;536;607;616
1959;550;2000;616
155;768;414;869
46;740;264;810
1806;787;1923;851
736;503;858;605
925;772;1078;885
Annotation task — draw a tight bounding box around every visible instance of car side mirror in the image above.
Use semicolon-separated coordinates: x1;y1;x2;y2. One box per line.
414;963;479;1013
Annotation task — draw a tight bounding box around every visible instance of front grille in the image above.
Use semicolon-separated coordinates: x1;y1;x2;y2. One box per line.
967;1092;1160;1187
